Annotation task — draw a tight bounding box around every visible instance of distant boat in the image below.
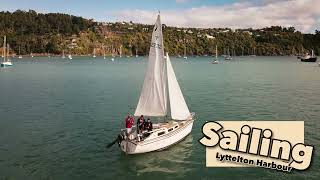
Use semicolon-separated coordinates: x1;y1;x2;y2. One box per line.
111;47;115;61
1;36;13;67
135;48;139;58
119;45;122;58
211;45;219;64
68;54;73;60
225;48;232;60
301;50;317;62
18;46;22;59
250;47;256;57
62;50;66;59
30;52;34;58
93;48;96;58
183;43;187;59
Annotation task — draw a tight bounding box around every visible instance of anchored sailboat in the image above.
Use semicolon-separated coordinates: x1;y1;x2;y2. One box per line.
211;45;219;64
62;50;66;59
135;48;139;58
18;46;22;59
93;48;96;58
117;14;194;154
225;47;232;60
301;50;317;62
183;43;187;59
111;46;115;61
1;36;13;67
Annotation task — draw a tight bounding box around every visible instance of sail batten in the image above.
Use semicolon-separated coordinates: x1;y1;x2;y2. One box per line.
134;15;167;117
166;53;191;120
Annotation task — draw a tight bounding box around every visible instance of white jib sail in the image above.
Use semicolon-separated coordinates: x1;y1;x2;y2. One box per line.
134;15;167;117
166;53;191;120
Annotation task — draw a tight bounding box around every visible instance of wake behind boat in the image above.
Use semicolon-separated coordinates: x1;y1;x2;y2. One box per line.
115;14;194;154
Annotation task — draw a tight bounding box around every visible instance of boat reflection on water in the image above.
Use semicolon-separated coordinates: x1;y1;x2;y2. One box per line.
118;135;193;177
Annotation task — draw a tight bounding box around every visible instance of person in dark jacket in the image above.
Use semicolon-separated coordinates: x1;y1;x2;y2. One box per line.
137;115;145;133
145;118;153;132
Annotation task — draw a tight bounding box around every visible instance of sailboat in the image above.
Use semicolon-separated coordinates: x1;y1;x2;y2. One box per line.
225;48;232;60
62;50;66;59
301;50;317;62
211;45;219;64
1;36;13;67
119;45;122;58
117;14;194;154
93;48;96;58
135;48;139;58
183;43;187;59
111;46;115;61
68;53;73;60
103;46;106;59
250;47;256;57
18;46;22;59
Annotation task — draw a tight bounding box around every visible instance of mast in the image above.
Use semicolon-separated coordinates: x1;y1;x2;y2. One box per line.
136;48;138;57
7;44;10;61
215;45;218;60
2;36;6;62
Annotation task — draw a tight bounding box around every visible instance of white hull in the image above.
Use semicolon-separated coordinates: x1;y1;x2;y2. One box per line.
211;60;219;64
120;120;193;154
1;61;13;67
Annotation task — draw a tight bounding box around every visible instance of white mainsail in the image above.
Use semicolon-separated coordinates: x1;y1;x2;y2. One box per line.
134;15;167;117
166;53;190;120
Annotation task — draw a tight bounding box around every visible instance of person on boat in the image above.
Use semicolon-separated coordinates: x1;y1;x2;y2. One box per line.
137;115;145;133
145;118;153;132
125;114;134;135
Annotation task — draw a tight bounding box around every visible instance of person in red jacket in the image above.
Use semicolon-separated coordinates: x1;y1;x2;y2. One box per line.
125;114;134;135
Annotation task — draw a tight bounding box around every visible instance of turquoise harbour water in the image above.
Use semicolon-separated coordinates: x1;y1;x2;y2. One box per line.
0;56;319;180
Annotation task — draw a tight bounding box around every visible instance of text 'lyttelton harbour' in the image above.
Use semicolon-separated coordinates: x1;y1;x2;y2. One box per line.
216;152;293;172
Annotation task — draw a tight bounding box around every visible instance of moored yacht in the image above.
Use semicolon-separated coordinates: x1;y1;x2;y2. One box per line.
211;45;219;64
1;36;13;67
301;50;317;62
18;46;22;59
